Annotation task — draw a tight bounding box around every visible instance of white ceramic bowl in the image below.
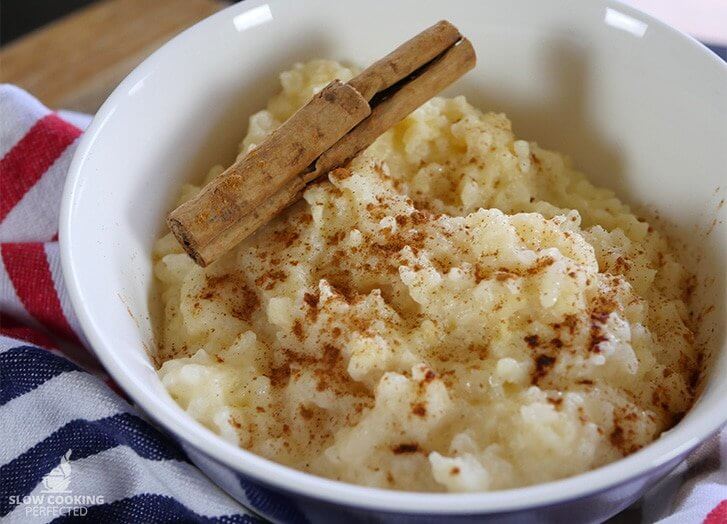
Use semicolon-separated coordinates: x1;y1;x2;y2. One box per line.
60;0;726;522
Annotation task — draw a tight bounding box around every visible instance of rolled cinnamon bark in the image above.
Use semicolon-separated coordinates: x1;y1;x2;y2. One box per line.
310;38;476;181
347;20;461;101
167;80;369;266
176;178;305;267
168;21;476;267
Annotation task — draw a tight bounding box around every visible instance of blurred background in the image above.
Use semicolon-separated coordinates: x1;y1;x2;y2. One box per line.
1;0;725;113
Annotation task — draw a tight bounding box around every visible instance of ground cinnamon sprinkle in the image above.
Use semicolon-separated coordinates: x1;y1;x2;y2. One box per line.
609;418;639;455
531;354;556;385
303;291;319;319
589;309;612;353
411;402;427;417
330;167;352;181
292;320;304;340
473;264;489;283
272;228;300;248
303;291;319;306
231;286;259;321
299;405;314;420
392;443;420;454
547;397;563;407
495;270;516;282
322;344;341;368
256;269;288;290
526;256;555;275
524;334;540;348
199;273;260;322
268;364;291;387
327;230;347;246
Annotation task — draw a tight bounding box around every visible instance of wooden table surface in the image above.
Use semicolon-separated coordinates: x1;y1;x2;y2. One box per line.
0;0;226;113
2;0;722;115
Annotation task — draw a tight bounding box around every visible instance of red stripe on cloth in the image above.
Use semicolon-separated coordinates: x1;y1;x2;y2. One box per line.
0;312;57;349
704;500;727;524
1;242;80;343
0;114;81;222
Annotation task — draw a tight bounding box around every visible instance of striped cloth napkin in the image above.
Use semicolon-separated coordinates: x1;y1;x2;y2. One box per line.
0;85;255;523
0;84;724;523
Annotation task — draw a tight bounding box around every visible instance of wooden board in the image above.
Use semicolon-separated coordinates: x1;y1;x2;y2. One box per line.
0;0;225;113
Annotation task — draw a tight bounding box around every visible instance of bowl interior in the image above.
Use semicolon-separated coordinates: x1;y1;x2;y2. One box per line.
61;0;726;513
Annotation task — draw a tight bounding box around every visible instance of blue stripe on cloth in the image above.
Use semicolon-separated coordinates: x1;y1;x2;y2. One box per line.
49;493;259;523
0;412;188;516
0;345;80;405
240;477;309;524
705;43;726;61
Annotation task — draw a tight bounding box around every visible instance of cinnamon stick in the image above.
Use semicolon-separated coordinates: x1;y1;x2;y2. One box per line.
168;22;476;266
167;80;369;266
310;38;475;181
185;178;305;266
347;20;461;100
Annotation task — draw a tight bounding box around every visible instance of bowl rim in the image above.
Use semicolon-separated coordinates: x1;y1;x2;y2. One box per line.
60;0;727;514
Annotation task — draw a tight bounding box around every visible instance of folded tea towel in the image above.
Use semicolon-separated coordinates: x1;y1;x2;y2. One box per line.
0;84;724;523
